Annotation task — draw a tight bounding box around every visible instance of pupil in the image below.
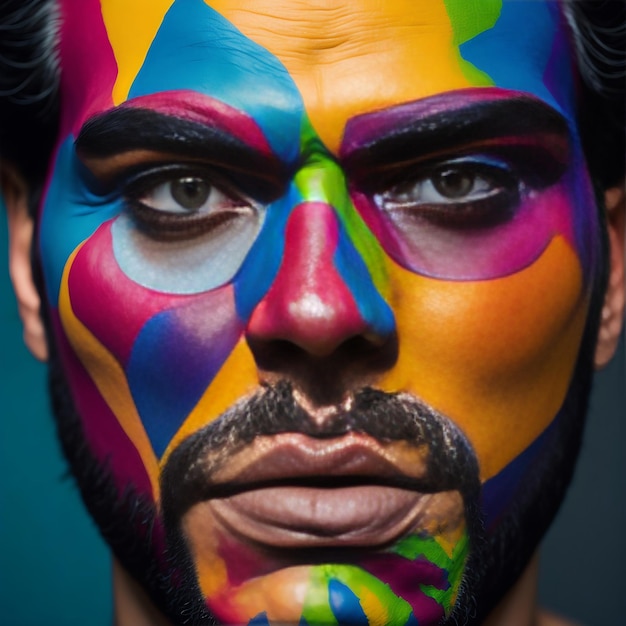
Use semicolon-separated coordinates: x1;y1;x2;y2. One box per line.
433;169;474;198
171;177;210;210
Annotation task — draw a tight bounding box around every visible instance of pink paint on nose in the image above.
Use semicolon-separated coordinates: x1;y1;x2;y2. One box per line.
247;203;366;357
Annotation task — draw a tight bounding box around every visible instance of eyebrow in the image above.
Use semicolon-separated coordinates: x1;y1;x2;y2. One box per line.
75;106;287;183
340;91;570;173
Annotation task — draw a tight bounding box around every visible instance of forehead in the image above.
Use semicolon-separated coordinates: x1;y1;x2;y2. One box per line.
59;0;576;152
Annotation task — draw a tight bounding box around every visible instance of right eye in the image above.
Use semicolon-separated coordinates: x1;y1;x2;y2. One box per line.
136;176;232;214
123;166;256;239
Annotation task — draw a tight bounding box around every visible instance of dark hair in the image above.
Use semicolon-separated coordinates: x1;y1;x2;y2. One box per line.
0;1;624;194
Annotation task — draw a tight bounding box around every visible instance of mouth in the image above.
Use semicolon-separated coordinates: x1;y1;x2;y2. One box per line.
181;432;466;549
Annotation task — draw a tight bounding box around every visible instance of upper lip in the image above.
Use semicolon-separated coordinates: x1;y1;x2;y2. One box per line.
208;432;431;489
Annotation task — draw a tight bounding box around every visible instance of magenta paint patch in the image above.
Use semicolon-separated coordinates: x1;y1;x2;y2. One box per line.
51;312;154;499
122;91;275;155
249;202;365;351
359;553;447;622
67;221;212;366
58;0;118;137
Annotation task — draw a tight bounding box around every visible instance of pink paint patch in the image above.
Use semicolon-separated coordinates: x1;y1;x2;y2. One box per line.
68;221;226;366
51;311;154;499
247;203;366;356
122;91;274;155
59;0;118;137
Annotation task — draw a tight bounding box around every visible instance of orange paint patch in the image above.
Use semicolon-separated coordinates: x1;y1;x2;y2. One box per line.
379;236;588;480
161;337;258;466
209;0;475;152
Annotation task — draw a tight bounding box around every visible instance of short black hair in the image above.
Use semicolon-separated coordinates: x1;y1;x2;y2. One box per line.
0;0;624;195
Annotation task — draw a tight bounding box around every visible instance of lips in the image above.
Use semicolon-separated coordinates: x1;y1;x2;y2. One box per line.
182;432;465;549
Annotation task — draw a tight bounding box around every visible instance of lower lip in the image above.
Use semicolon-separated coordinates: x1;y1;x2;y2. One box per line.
204;485;429;548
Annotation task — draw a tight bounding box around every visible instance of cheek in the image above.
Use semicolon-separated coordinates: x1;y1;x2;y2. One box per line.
380;235;587;480
52;219;248;494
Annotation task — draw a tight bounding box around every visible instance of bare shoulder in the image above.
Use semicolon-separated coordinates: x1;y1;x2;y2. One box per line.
537;609;581;626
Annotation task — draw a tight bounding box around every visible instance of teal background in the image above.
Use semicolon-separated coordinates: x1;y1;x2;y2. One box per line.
0;202;624;625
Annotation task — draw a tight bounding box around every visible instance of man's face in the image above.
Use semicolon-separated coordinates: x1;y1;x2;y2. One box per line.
38;0;601;623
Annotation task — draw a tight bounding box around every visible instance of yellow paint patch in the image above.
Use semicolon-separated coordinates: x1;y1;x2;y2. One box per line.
209;0;475;152
358;585;389;624
379;236;588;480
161;337;258;466
59;246;160;497
101;0;175;104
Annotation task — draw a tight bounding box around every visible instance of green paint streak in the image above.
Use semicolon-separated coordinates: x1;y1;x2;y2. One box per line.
301;564;413;625
296;117;389;298
443;0;501;85
391;530;470;611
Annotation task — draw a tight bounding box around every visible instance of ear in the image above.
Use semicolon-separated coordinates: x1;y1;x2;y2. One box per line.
594;182;625;368
1;163;48;361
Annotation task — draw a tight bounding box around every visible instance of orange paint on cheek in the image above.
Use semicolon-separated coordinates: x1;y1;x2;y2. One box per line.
210;0;473;152
161;337;258;466
380;236;588;480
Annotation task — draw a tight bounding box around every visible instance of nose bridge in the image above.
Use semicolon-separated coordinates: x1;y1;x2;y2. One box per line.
246;158;395;357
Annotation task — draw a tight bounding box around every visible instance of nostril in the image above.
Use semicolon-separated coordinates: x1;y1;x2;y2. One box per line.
246;331;399;406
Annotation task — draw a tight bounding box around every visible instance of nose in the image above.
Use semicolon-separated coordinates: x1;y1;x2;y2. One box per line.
246;197;396;406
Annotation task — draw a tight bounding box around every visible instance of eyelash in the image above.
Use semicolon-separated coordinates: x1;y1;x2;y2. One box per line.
121;164;257;239
374;157;521;229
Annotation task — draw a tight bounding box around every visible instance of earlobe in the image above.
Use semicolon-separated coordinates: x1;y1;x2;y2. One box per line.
594;182;625;369
1;163;48;361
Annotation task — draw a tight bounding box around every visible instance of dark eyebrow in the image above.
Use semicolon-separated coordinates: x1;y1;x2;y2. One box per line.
340;91;570;172
75;107;287;181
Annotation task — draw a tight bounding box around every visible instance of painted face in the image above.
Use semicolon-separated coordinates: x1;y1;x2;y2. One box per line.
39;0;602;624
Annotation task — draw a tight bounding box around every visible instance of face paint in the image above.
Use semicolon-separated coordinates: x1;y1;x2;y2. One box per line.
38;0;602;624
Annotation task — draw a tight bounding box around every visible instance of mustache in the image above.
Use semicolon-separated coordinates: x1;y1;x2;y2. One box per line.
161;381;480;523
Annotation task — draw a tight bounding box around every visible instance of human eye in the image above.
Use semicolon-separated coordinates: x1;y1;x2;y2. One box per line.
123;164;257;239
374;157;520;229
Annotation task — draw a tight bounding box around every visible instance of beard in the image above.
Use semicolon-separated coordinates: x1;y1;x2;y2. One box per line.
40;197;607;625
43;313;598;626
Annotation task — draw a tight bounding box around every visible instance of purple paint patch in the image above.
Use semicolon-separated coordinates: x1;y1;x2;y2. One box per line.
359;553;447;623
127;285;244;457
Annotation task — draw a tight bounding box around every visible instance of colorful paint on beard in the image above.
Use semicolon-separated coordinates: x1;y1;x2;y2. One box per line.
160;383;481;625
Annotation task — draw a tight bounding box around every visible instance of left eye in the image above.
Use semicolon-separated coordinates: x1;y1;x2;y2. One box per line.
373;159;520;229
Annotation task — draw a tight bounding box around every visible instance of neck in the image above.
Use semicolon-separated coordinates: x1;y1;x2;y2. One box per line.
112;551;572;626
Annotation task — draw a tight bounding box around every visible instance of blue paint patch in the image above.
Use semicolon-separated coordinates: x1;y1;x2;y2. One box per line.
334;222;395;339
40;136;123;305
328;579;369;626
404;612;420;626
248;612;271;626
234;185;302;321
460;0;573;120
481;412;561;528
130;0;304;163
126;299;242;457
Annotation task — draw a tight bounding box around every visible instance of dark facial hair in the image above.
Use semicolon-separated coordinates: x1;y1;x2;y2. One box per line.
38;185;609;625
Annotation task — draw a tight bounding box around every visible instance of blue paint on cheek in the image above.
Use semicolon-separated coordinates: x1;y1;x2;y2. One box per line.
39;136;123;306
328;579;369;626
126;296;243;458
130;0;304;163
333;224;395;339
248;612;271;626
460;0;574;121
234;185;301;321
404;613;420;626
